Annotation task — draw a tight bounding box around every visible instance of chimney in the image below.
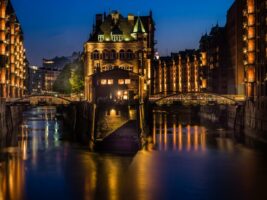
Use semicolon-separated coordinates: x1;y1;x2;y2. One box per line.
128;14;134;24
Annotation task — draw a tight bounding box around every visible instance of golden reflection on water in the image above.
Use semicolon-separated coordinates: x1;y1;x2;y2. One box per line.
0;152;25;200
164;114;167;151
0;108;264;200
0;107;61;200
178;124;182;151
173;121;176;150
152;111;207;152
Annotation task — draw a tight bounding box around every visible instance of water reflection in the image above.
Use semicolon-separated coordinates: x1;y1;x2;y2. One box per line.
0;150;25;200
152;111;207;152
0;107;62;200
19;107;62;165
0;107;267;200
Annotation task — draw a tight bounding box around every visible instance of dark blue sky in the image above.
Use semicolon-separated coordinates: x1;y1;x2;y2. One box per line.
12;0;234;66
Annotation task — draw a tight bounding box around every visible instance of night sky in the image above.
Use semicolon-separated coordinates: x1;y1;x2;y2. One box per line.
12;0;234;66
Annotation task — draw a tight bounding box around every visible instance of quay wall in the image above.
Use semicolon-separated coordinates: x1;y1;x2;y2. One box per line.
0;99;25;147
199;100;267;143
244;99;267;142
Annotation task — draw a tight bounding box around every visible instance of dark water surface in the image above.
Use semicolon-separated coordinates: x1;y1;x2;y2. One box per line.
1;107;267;200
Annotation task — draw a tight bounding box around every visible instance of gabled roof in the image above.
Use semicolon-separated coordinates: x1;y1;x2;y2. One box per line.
133;17;146;33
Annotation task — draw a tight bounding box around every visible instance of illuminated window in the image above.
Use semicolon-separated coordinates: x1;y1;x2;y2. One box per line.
118;79;124;85
125;79;131;84
123;91;128;100
112;35;123;42
101;79;107;85
108;79;114;85
98;35;104;42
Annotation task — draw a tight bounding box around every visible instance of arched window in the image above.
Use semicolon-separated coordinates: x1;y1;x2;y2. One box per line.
126;50;133;59
110;50;117;60
92;50;100;60
103;50;109;60
119;50;125;60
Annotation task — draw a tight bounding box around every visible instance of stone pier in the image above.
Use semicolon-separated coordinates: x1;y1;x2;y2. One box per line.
61;101;148;153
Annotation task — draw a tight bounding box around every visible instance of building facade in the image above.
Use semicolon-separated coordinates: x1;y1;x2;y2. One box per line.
84;11;155;102
0;0;27;98
27;65;42;94
225;0;245;95
199;25;229;94
153;50;200;95
243;0;267;100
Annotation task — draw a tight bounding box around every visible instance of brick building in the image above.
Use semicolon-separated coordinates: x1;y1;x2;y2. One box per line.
199;25;228;94
84;11;155;102
0;0;27;98
153;50;200;95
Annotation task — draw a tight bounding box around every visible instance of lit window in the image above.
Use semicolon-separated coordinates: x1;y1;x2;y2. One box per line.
101;79;107;85
118;79;124;85
125;79;131;84
98;35;104;42
108;79;114;85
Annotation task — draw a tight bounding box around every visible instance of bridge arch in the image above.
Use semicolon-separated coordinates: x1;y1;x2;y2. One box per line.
10;94;74;105
153;92;240;106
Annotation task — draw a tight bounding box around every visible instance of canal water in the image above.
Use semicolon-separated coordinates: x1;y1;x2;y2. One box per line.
1;107;267;200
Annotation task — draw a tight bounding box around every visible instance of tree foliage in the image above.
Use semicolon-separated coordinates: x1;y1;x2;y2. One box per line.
53;59;84;94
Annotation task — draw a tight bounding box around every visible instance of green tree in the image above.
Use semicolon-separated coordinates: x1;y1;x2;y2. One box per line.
53;59;84;94
53;64;72;94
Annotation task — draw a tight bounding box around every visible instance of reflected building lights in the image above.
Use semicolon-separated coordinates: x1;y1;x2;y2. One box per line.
173;121;177;150
201;127;206;151
187;125;191;152
153;112;156;144
159;113;162;150
164;114;167;151
194;126;198;151
178;124;182;151
152;112;207;152
0;157;25;200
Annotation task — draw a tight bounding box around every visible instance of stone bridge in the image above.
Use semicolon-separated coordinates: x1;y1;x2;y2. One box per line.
6;94;77;106
149;92;246;106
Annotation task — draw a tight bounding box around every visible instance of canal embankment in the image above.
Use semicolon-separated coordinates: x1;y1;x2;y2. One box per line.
0;98;25;147
199;102;267;144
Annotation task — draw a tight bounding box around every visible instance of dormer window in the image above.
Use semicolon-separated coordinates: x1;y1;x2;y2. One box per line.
111;35;123;42
111;25;123;42
98;35;104;42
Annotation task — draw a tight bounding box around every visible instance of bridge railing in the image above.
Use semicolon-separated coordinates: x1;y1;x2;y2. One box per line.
5;94;78;105
149;92;246;105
